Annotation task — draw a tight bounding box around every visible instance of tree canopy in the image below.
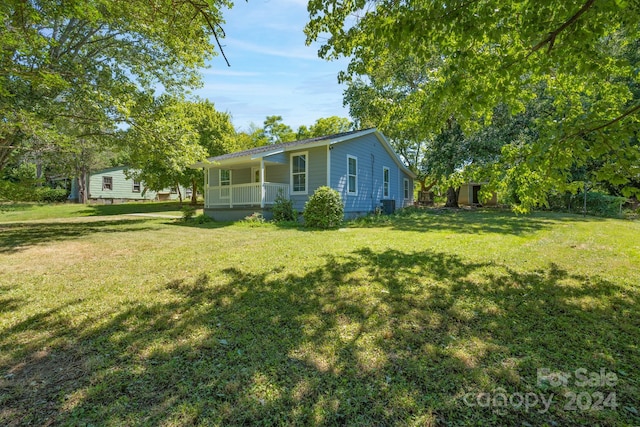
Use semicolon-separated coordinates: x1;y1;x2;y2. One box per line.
0;0;230;171
306;0;640;209
122;96;236;203
236;116;353;149
296;116;353;139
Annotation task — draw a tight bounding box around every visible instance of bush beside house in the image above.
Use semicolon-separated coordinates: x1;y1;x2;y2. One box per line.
303;186;344;229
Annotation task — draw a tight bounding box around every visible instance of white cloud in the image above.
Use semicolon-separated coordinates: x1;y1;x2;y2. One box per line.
200;68;262;77
225;37;320;61
194;0;351;130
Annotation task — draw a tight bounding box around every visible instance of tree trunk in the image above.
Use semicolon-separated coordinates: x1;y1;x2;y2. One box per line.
444;186;460;208
176;181;183;204
191;178;198;205
78;168;88;204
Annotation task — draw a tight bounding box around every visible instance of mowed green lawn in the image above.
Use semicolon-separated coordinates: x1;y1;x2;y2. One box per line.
0;207;638;426
0;201;196;222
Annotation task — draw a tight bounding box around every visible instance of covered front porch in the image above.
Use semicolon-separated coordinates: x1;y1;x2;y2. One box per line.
202;151;291;209
205;182;289;208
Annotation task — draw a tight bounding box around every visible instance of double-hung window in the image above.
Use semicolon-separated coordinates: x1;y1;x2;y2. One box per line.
132;180;141;193
403;179;410;199
102;176;113;191
347;155;357;195
291;152;307;194
219;169;231;199
383;167;390;198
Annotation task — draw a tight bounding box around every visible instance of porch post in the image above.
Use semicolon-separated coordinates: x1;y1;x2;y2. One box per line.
260;158;265;208
204;167;208;209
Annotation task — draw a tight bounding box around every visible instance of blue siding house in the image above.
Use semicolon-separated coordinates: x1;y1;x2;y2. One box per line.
193;129;416;221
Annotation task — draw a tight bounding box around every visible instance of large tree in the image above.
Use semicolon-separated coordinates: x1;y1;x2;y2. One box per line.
296;116;353;139
122;96;235;204
0;0;230;171
342;54;440;192
306;0;640;210
260;116;296;145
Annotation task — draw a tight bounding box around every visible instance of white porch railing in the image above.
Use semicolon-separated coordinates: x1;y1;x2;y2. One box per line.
205;182;290;208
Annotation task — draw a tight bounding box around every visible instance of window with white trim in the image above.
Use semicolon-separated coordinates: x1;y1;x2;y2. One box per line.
132;180;141;193
219;169;231;199
291;152;307;194
220;169;231;186
102;176;112;191
403;178;410;199
347;155;357;195
383;167;390;198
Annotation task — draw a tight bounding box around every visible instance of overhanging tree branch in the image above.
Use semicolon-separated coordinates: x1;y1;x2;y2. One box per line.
186;0;230;67
530;0;597;54
562;102;640;142
582;103;640;134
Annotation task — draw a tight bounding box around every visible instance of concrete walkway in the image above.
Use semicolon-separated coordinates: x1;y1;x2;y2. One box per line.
126;213;181;219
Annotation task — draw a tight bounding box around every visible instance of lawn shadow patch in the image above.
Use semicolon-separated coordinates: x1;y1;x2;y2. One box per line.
0;219;157;254
349;208;604;236
0;203;39;213
80;201;199;216
168;219;234;230
0;247;637;425
0;286;25;316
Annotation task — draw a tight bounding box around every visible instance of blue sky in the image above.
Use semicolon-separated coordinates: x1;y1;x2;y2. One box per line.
195;0;351;132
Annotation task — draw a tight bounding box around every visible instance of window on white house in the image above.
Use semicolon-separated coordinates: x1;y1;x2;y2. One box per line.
132;180;141;193
102;176;113;191
291;152;307;194
347;155;357;195
404;178;410;199
383;167;390;198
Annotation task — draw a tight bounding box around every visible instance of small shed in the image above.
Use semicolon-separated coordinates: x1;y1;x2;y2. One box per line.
458;182;498;206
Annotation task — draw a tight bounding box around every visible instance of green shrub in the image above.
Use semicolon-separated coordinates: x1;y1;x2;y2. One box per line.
242;212;266;225
303;186;344;229
0;180;35;202
194;213;213;224
271;190;297;222
35;187;68;203
182;205;197;221
0;181;68;203
548;191;626;217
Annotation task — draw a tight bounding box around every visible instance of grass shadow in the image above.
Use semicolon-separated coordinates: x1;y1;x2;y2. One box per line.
348;207;606;235
0;203;39;213
80;201;201;216
1;245;637;425
0;219;157;254
168;219;234;230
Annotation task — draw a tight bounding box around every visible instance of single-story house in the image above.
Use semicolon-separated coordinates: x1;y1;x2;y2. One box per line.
192;128;416;221
70;166;188;203
458;182;498;206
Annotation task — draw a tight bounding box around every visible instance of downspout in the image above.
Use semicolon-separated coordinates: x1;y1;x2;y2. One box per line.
326;145;331;187
371;153;375;211
203;167;208;209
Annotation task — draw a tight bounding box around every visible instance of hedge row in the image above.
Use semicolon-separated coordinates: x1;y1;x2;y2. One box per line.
0;181;69;203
